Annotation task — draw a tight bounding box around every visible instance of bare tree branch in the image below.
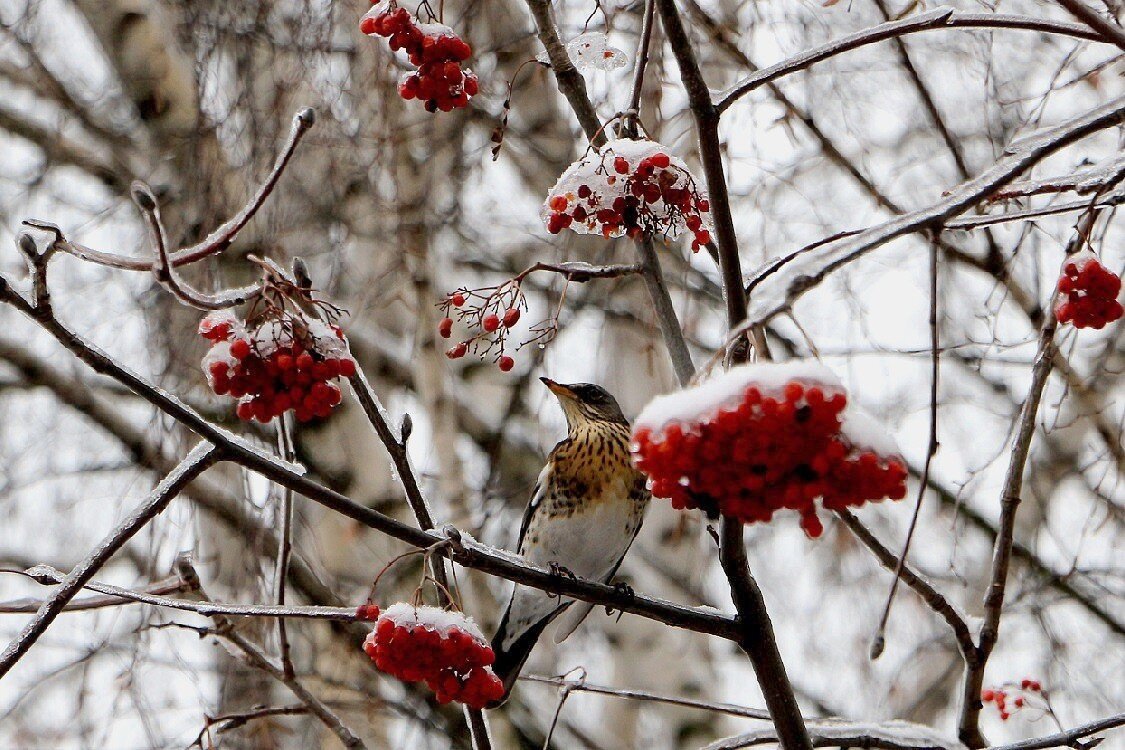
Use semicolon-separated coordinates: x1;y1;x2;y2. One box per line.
0;442;220;680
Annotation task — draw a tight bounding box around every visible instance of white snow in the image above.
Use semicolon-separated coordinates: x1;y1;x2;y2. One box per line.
542;137;713;240
416;22;456;39
380;602;487;642
201;341;237;382
635;360;843;430
840;404;901;457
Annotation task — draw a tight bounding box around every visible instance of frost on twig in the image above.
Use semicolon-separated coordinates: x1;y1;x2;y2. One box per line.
704;719;967;750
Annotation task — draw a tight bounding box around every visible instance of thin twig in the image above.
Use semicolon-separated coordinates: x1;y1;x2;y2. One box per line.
274;414;297;679
522;674;772;720
131;182;261;310
1051;0;1125;50
984;712;1125;750
956;212;1091;748
0;442;220;680
177;560;367;749
31;108;316;273
870;238;941;659
716;9;1107;113
0;565;361;620
834;511;975;662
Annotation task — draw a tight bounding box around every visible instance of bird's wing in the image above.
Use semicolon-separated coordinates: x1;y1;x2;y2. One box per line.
516;441;564;552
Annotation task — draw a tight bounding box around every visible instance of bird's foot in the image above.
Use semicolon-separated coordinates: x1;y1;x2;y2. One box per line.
612;580;635;601
548;561;578;580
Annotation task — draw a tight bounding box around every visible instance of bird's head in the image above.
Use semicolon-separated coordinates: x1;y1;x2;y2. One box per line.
541;377;628;430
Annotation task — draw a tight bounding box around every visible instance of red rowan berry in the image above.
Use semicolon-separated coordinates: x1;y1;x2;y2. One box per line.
438;317;454;338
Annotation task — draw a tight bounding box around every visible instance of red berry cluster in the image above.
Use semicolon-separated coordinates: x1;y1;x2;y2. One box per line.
632;371;907;537
982;679;1042;721
361;604;504;708
543;138;712;249
1055;255;1123;329
200;310;356;423
359;2;477;112
438;286;533;372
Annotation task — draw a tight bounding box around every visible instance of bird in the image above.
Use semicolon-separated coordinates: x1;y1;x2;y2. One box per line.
488;377;650;706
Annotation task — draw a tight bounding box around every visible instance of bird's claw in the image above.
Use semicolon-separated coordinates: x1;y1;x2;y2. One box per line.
548;562;578;580
612;580;635;601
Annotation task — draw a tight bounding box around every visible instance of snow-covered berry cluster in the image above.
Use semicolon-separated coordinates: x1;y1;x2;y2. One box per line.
359;1;478;112
542;138;713;250
1055;252;1123;329
200;310;356;423
982;679;1043;721
631;362;908;537
362;604;504;708
438;283;541;372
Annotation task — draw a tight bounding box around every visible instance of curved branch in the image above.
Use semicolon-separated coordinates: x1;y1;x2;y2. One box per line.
132;182;261;309
717;9;1106;113
985;712;1125;750
33;108;315;273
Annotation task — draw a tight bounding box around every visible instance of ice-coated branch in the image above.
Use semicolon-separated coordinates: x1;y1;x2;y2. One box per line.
517;261;643;283
0;442;220;680
132;181;262;309
725;95;1125;343
705;719;966;750
956;213;1083;748
0;283;743;642
0;573;191;614
1051;0;1125;50
834;510;975;661
523;0;603;144
985;712;1125;750
177;560;368;750
521;674;770;720
636;237;696;385
985;156;1125;201
2;564;359;620
716;9;1105;113
25;108;315;273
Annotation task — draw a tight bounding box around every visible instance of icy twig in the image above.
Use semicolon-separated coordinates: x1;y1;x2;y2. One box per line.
724;96;1125;347
1;564;359;620
0;442;220;680
132;182;262;309
717;9;1106;113
23;108;315;273
176;559;368;750
522;673;772;720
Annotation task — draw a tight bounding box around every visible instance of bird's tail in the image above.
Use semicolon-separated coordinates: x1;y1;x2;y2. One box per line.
486;601;569;708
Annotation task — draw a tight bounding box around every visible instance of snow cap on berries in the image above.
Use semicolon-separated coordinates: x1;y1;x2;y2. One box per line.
635;360;843;431
542;137;713;245
380;603;487;642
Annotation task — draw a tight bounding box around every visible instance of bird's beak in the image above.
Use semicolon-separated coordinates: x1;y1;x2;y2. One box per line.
540;377;575;399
